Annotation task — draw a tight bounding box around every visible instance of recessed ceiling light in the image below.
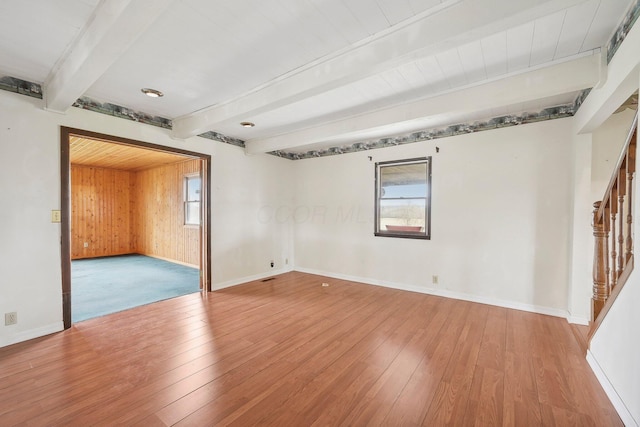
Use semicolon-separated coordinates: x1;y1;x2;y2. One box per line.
141;88;163;98
240;121;255;128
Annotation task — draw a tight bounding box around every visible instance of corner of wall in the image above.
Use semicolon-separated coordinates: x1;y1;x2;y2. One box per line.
567;130;594;324
212;267;295;291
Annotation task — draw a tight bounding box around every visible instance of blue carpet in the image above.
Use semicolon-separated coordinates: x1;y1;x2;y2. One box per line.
72;254;200;322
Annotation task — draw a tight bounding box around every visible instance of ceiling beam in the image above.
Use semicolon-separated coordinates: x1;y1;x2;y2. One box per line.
244;53;601;154
44;0;174;113
574;18;640;134
172;0;586;139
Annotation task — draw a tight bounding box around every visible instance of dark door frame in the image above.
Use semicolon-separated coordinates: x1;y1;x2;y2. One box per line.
60;126;212;329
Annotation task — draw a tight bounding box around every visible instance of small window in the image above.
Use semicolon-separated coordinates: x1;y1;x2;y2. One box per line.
375;157;431;239
184;175;201;226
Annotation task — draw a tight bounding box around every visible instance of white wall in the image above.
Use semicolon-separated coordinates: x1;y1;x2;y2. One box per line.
589;271;640;426
567;131;593;324
210;144;294;288
0;92;64;346
293;118;574;315
591;108;637;200
0;90;293;347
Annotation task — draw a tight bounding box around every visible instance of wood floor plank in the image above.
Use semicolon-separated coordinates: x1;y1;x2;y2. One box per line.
379;297;456;426
475;306;507;371
421;303;489;426
503;351;543;426
334;297;455;426
253;291;438;427
464;366;504;426
272;300;432;425
171;283;416;426
0;272;624;426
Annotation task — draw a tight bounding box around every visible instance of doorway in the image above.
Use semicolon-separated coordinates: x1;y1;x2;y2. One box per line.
60;127;211;328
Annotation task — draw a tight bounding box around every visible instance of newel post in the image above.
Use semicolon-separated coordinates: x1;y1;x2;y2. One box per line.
592;201;610;321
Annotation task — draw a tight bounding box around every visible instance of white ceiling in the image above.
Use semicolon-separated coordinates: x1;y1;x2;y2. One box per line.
0;0;634;155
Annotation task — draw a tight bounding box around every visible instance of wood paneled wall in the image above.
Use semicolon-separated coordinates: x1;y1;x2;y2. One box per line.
133;159;201;267
70;165;135;259
70;160;201;267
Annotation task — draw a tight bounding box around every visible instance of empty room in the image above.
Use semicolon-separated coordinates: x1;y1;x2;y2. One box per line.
68;135;205;322
1;0;639;425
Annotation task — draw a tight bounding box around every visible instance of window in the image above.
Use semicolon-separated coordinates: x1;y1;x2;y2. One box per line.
184;174;201;226
375;157;431;239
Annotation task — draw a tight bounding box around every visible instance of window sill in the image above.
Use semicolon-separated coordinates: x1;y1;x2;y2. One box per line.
375;231;430;240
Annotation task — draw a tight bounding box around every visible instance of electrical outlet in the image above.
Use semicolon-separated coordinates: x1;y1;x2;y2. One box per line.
270;261;275;268
5;312;17;326
84;242;89;248
432;275;439;285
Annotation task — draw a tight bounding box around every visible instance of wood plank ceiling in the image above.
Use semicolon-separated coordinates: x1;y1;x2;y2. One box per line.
70;137;192;171
0;0;635;155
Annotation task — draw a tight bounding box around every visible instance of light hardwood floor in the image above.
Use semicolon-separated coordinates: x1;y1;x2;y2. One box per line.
0;272;622;426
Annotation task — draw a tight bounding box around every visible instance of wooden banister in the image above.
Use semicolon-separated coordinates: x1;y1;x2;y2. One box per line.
590;113;637;338
592;201;609;320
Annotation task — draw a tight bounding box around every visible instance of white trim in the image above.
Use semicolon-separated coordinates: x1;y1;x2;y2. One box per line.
294;267;570;319
0;322;64;349
566;315;590;325
212;267;294;291
587;350;638;427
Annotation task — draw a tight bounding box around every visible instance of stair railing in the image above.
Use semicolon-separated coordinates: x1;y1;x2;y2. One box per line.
590;113;637;336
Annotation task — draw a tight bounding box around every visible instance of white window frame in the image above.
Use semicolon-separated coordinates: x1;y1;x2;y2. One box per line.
184;174;201;226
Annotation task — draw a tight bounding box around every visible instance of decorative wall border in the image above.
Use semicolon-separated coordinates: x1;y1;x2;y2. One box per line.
0;76;42;98
72;96;246;147
73;96;172;129
198;131;245;148
607;0;640;64
271;91;590;160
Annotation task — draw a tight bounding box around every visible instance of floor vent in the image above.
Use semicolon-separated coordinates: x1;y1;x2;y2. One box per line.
261;277;276;282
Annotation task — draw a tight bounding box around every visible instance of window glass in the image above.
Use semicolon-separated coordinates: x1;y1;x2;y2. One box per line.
187;176;201;202
185;175;201;225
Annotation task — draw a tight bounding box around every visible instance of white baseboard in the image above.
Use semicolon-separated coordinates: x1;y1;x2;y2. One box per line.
212;267;294;291
566;315;590;325
0;321;64;349
587;350;638;427
294;267;570;319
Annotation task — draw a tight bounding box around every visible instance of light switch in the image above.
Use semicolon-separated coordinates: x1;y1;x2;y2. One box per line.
51;210;61;223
